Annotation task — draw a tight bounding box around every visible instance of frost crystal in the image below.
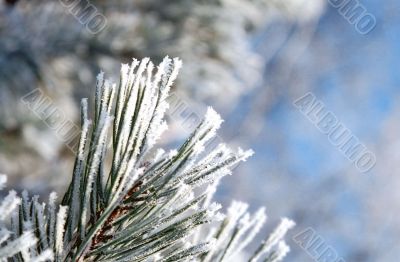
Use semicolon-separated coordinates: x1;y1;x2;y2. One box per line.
0;57;293;262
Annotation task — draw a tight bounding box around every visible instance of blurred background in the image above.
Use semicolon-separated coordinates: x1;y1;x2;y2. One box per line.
0;0;399;261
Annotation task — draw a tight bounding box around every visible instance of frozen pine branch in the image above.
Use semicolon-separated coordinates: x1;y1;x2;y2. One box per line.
0;57;294;261
0;175;54;261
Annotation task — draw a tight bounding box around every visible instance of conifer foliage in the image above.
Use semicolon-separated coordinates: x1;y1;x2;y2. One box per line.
0;57;294;261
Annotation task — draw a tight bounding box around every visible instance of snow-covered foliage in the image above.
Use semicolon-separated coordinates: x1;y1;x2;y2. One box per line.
0;175;54;261
0;57;293;261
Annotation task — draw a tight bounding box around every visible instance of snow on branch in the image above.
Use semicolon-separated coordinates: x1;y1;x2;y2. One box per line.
0;57;294;262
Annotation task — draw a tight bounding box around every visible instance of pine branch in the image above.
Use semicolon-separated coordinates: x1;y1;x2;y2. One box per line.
0;57;294;262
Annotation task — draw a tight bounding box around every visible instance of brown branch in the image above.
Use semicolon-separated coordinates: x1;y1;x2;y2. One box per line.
82;180;146;260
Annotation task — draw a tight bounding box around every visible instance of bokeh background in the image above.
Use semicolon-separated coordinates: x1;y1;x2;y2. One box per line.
0;0;399;261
